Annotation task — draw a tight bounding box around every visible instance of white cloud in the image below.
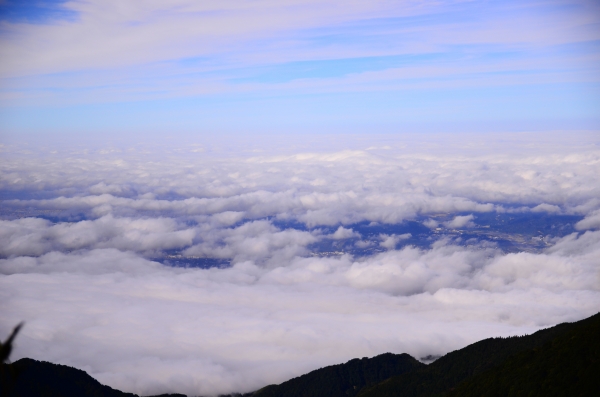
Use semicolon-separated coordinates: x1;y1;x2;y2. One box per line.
423;218;439;229
532;203;561;213
1;136;599;396
444;214;476;229
182;220;317;266
0;215;196;257
3;136;599;226
329;226;359;240
1;231;598;395
575;209;600;230
379;233;411;250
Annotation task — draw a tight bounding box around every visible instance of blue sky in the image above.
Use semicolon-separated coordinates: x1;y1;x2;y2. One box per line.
0;0;599;138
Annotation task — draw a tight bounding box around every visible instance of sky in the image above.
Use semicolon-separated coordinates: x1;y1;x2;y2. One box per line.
0;0;599;137
1;2;600;397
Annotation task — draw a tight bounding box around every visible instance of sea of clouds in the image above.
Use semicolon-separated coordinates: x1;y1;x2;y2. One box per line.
1;132;599;396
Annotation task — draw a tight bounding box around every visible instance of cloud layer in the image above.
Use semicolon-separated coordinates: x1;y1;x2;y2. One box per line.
1;134;599;396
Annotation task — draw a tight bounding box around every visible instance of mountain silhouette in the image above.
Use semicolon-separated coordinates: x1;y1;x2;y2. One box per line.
358;312;600;397
1;312;598;397
247;352;424;397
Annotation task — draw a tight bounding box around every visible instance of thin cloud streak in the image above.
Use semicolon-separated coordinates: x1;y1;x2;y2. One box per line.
0;0;598;107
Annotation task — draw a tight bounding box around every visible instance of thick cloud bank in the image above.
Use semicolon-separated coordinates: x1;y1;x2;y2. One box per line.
0;133;599;396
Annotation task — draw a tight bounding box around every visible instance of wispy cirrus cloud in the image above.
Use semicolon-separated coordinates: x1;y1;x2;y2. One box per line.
0;0;598;120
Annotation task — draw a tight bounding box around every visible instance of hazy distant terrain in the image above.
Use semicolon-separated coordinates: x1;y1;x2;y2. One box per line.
0;206;585;267
181;212;583;267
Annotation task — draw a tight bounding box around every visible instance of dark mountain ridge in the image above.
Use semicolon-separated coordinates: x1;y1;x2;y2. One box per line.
1;312;598;397
357;316;590;397
0;358;137;397
249;352;424;397
446;311;600;397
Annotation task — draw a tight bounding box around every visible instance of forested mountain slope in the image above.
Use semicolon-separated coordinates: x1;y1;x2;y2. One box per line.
0;358;184;397
446;311;600;397
251;353;425;397
358;312;600;397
